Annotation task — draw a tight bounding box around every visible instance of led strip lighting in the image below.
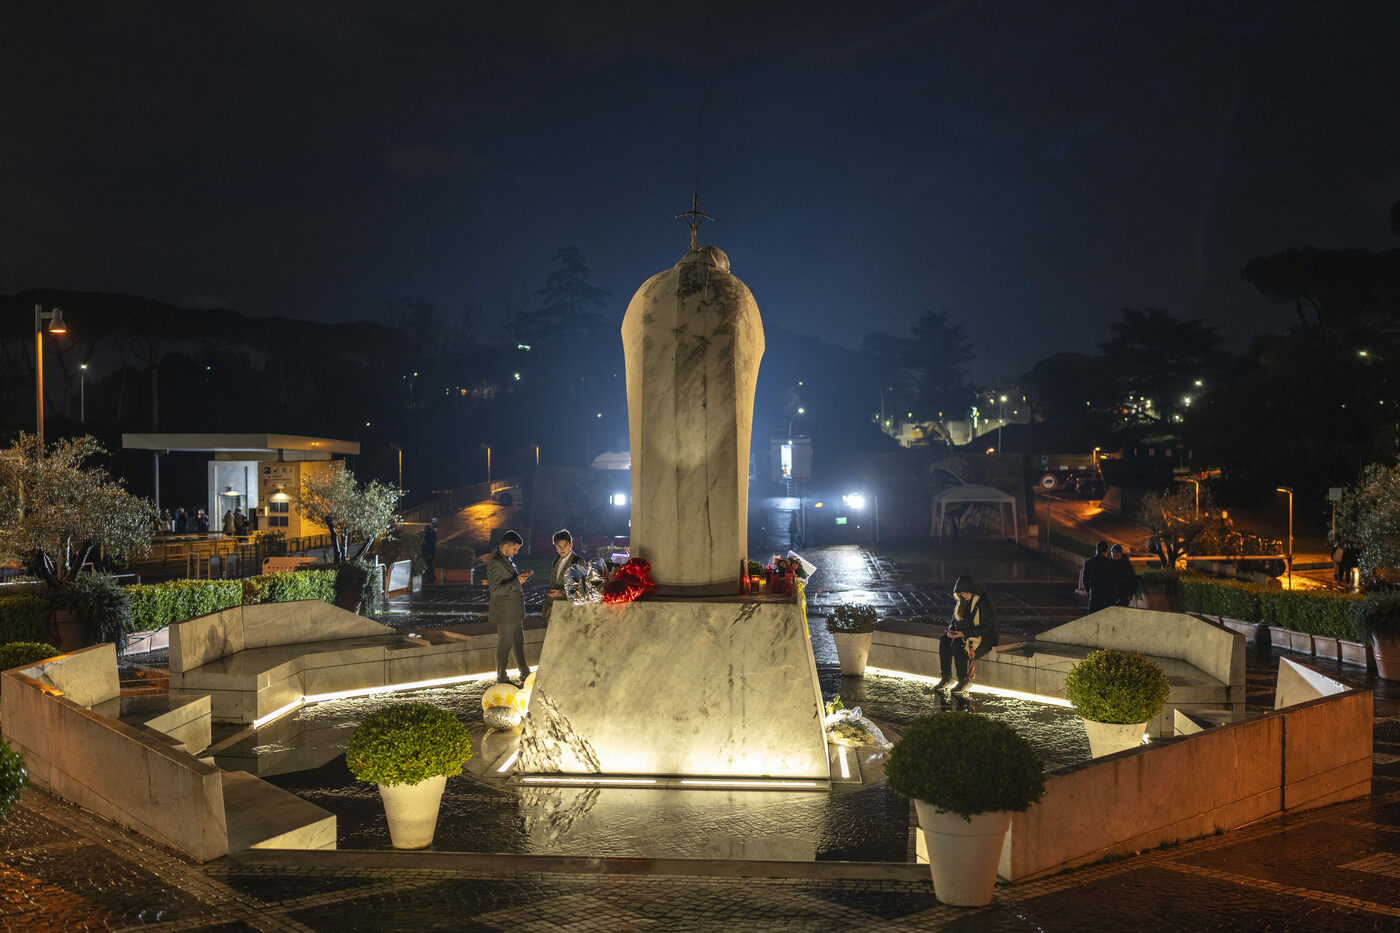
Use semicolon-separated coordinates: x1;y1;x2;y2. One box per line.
496;749;521;774
863;666;1073;707
837;747;851;780
520;776;658;785
251;671;502;729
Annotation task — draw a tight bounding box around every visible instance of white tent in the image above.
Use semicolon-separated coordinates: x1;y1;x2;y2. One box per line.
930;484;1020;542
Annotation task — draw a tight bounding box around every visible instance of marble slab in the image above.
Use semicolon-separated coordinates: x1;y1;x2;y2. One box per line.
518;598;828;779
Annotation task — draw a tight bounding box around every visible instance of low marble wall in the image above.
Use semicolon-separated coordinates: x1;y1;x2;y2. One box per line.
172;619;546;723
871;614;1247;737
1036;606;1245;688
170;601;394;674
2;646;229;861
998;686;1372;880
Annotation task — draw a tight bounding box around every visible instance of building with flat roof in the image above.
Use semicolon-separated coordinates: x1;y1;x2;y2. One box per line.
121;433;359;537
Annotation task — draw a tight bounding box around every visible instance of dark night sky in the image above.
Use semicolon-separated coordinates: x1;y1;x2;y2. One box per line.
4;1;1398;380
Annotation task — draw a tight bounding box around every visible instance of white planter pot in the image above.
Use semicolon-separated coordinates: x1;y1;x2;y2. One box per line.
1373;633;1400;682
378;774;447;849
832;631;874;676
1081;718;1148;758
914;801;1011;907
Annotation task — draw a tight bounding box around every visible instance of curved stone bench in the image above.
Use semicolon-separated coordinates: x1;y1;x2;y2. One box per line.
169;600;545;724
870;606;1247;736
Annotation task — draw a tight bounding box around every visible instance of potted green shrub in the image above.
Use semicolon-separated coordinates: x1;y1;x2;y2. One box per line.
1351;590;1400;681
826;603;877;676
0;738;26;818
885;713;1045;906
52;573;134;658
345;702;474;849
0;641;61;671
1064;649;1171;757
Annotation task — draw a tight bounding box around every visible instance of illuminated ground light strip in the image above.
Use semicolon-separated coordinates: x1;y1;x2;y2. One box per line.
863;666;1073;708
251;671;501;729
520;776;659;785
496;749;521;774
837;748;851;780
679;779;822;788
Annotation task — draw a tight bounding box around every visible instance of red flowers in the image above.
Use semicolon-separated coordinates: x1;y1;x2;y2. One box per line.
601;558;656;604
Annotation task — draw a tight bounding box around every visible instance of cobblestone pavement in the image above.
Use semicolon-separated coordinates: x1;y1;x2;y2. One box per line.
7;544;1400;931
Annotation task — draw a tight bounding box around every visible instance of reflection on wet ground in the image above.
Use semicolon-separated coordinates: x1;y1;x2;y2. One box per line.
233;666;1087;862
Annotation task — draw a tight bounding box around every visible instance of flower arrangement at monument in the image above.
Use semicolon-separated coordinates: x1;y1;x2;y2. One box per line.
767;555;809;595
601;557;656;604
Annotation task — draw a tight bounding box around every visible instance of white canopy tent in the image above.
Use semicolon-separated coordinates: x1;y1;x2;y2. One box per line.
930;484;1020;542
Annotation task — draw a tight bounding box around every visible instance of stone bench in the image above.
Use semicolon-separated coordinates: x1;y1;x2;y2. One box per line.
169;600;545;724
870;606;1247;736
1;644;335;862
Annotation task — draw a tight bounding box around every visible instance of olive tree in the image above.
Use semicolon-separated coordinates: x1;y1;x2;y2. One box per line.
296;467;403;564
0;434;156;588
1336;461;1400;582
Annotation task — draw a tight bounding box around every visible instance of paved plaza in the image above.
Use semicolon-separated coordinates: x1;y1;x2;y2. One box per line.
3;546;1398;931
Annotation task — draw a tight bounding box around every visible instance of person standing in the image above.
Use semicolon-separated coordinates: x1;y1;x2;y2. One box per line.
934;575;999;695
1082;540;1114;613
174;508;189;534
233;508;248;536
223;510;235;535
488;530;533;685
195;509;210;534
1109;543;1138;607
421;519;438;584
544;529;585;622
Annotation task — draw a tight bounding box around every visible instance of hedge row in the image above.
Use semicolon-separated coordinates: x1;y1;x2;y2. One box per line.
1144;570;1359;640
243;569;338;606
125;568;339;632
0;591;51;645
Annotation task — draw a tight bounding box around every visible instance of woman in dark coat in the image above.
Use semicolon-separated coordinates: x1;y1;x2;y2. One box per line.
1109;544;1138;606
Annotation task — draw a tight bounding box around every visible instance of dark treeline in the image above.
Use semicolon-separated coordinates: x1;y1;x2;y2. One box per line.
5;203;1399;516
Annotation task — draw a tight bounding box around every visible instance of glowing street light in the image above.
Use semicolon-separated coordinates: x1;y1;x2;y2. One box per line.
79;362;87;423
34;305;68;460
1276;486;1294;590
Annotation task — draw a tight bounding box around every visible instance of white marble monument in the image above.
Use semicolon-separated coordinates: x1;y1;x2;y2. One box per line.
620;215;764;595
519;203;828;782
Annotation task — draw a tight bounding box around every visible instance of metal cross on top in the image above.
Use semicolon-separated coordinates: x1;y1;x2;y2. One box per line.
675;194;713;251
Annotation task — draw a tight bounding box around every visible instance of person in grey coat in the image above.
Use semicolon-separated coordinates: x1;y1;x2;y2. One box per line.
488;530;533;685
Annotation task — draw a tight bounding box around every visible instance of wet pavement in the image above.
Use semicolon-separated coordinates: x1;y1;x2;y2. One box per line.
5;544;1400;931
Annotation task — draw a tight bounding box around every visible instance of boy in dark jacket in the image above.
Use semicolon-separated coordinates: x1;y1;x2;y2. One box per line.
936;575;998;695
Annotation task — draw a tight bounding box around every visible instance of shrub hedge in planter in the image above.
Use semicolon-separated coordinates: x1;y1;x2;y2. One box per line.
345;702;474;787
52;573;134;657
0;591;50;645
0;738;26;817
826;603;877;634
1064;649;1171;725
1174;575;1260;621
0;641;60;670
243;569;338;605
1351;591;1400;643
885;713;1045;818
1258;589;1356;639
128;580;243;632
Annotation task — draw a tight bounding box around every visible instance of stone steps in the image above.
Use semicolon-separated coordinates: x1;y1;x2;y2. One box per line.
221;769;336;853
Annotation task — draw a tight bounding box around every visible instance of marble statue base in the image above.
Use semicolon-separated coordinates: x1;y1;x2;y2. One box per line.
518;597;829;780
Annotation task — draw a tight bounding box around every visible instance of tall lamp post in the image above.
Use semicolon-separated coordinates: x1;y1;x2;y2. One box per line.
34;305;68;460
997;394;1007;452
79;362;87;423
1181;477;1200;517
1276;486;1294;590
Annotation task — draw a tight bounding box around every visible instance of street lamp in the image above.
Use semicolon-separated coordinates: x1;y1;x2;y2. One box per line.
34;305;68;460
997;395;1007;452
1181;477;1200;517
79;363;87;423
788;406;806;440
1276;487;1294;590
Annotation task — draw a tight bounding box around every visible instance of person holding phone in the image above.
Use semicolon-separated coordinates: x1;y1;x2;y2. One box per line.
488;530;533;686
